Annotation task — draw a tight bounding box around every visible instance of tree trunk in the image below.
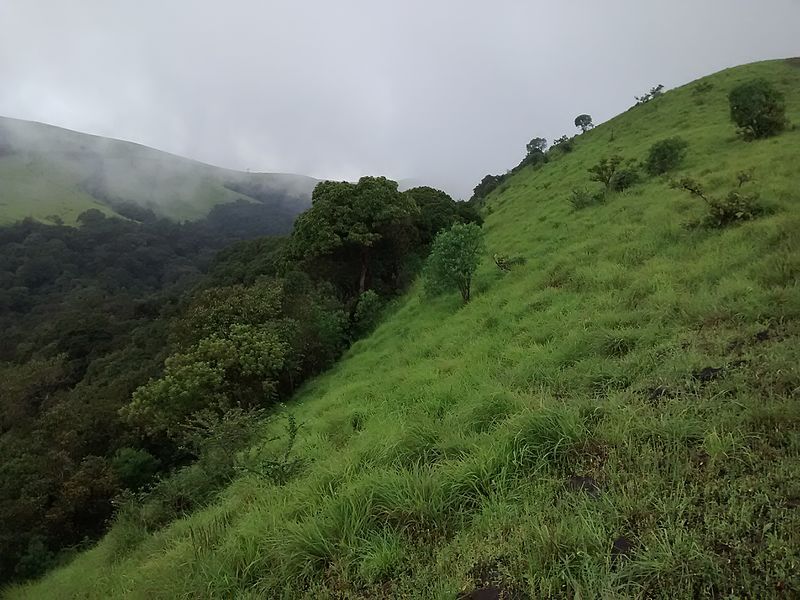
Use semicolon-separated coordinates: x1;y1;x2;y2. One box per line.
358;249;369;295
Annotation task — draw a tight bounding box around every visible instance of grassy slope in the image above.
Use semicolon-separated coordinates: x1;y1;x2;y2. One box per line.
0;117;316;224
9;59;800;599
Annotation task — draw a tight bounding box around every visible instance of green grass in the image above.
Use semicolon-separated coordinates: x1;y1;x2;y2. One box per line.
7;59;800;599
0;117;315;223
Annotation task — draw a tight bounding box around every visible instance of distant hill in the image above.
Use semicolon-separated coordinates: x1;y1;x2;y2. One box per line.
0;116;317;226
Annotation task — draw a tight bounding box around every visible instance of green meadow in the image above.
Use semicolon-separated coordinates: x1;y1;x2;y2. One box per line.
8;59;800;599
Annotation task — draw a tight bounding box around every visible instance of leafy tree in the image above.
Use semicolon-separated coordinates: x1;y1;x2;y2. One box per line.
588;155;624;190
729;78;787;139
574;114;593;132
290;177;418;295
424;223;485;303
526;137;547;155
645;137;689;175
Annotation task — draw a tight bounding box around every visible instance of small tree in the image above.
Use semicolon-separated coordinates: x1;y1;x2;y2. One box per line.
645;137;689;175
588;155;623;190
729;78;786;139
424;223;484;303
574;114;593;132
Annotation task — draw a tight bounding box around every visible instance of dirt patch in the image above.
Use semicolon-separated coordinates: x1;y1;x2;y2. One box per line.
754;329;770;343
566;475;602;498
611;536;634;563
693;366;724;383
461;559;529;600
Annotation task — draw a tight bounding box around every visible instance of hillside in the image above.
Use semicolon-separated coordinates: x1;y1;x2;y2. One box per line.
0;116;316;225
8;59;800;599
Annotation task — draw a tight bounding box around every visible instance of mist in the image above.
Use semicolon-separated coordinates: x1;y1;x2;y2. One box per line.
1;0;798;198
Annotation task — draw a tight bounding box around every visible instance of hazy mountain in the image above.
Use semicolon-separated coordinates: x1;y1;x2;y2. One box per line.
0;116;317;225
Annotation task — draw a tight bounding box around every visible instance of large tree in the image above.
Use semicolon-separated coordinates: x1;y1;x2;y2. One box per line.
290;177;418;295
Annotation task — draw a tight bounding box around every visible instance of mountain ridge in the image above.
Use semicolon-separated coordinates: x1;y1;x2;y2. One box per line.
0;115;318;225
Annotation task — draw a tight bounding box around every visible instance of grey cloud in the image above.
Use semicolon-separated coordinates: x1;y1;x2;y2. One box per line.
2;0;798;198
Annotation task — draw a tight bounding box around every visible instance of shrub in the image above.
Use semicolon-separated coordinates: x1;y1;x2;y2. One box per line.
588;155;623;189
670;176;764;228
111;448;161;490
569;188;605;210
728;79;787;139
424;222;485;303
551;135;574;153
706;191;763;228
609;166;640;192
352;290;383;337
645;137;689;175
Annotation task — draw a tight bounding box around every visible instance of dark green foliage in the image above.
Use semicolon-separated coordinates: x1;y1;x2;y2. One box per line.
470;173;507;202
352;290;384;337
526;137;547;154
551;135;575;153
729;79;787;139
574;114;593;132
424;223;485;303
112;448;161;490
645;137;689;175
569;188;606;210
609;166;640;192
289;177;418;297
588;155;624;189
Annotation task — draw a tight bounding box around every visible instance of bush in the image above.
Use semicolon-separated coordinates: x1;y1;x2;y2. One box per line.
645;137;689;175
729;78;787;139
352;290;383;337
609;166;640;192
670;176;764;228
569;188;605;210
588;155;623;189
706;191;763;228
112;448;161;490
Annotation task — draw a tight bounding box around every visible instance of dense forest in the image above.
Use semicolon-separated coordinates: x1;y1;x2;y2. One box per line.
0;177;480;583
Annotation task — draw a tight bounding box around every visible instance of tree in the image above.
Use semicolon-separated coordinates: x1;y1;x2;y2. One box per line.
289;177;418;295
728;79;786;140
645;137;689;175
424;223;485;303
588;155;624;189
574;114;593;133
526;137;547;155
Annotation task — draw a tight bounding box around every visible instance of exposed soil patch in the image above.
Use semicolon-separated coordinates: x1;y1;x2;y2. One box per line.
693;366;724;383
753;329;771;343
566;475;602;498
461;559;529;600
611;536;634;563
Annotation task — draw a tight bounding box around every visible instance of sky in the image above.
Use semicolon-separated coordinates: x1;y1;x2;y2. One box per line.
1;1;798;198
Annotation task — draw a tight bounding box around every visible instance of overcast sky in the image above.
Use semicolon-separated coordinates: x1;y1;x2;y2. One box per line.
1;1;798;198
